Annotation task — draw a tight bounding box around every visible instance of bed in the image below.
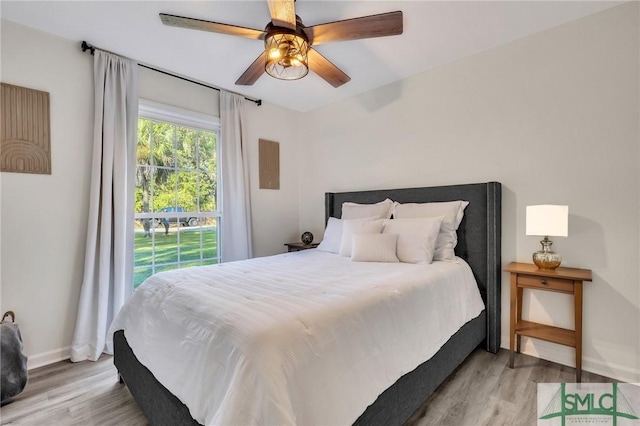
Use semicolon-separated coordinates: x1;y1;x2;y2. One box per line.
112;181;501;426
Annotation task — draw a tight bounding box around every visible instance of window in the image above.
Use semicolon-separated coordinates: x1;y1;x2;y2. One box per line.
133;100;220;288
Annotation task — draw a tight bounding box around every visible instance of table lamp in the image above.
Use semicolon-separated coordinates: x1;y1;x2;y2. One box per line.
526;205;568;270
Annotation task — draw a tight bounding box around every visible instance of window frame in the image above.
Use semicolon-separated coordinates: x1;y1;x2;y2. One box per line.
134;99;222;284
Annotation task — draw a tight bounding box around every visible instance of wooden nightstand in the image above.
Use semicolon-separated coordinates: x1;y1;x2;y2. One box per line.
505;262;592;382
284;242;319;252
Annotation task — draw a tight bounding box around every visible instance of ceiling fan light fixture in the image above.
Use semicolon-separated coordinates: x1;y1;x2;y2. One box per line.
264;30;309;81
161;6;403;88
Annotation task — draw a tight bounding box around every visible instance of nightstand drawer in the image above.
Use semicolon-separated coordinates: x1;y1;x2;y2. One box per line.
517;274;574;293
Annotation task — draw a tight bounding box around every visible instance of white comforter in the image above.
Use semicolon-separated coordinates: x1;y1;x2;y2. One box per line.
110;250;485;426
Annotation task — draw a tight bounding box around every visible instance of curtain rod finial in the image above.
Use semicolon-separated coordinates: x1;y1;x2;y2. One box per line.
81;41;95;55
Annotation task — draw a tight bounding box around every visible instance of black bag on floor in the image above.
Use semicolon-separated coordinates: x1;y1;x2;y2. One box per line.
1;311;28;404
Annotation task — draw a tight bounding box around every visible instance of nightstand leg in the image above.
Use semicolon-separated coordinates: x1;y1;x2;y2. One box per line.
575;281;583;383
509;273;517;368
516;287;523;353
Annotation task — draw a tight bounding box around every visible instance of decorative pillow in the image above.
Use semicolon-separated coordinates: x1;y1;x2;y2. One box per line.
316;217;343;254
393;201;469;261
351;233;399;263
341;198;396;220
382;217;443;264
339;218;385;257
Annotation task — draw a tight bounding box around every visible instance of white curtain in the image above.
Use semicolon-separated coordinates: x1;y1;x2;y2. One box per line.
220;91;253;262
71;51;138;362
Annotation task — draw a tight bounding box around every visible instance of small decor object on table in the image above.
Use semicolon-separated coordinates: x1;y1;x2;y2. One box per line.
301;232;314;245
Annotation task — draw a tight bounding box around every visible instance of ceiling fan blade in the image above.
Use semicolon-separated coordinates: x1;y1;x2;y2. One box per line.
267;0;297;30
235;51;267;86
160;13;266;40
304;11;403;46
308;48;350;88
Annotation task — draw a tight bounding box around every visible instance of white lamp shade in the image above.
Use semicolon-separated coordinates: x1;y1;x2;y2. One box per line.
526;205;569;237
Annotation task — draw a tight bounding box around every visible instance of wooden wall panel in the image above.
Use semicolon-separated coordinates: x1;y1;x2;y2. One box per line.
259;139;280;190
1;83;51;174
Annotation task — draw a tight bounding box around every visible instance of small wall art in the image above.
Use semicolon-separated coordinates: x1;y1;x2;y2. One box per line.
1;82;51;174
259;139;280;190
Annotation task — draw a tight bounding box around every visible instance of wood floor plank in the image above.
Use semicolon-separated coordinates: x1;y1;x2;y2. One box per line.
0;355;149;426
407;348;615;426
0;349;615;426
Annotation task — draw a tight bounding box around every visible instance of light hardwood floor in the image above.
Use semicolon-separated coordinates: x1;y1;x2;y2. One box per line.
1;348;614;426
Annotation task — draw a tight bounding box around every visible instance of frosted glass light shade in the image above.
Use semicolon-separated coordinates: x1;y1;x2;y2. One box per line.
526;205;568;237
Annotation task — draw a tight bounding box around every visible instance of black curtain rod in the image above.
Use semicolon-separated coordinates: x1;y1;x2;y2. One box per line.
81;41;262;106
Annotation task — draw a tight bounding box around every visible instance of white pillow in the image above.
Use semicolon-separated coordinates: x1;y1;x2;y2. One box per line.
341;198;396;220
382;217;443;264
316;217;343;254
351;233;399;263
339;218;385;257
393;201;469;261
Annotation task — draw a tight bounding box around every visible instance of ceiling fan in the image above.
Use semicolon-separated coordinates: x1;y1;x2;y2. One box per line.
159;0;403;88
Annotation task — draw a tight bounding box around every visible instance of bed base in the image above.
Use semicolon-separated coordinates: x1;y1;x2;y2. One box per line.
114;330;200;426
114;311;485;426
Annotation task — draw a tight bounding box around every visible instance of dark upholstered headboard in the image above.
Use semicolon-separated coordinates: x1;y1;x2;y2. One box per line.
325;182;501;353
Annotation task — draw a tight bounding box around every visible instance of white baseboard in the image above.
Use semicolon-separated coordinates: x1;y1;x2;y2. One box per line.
581;355;640;384
27;346;71;371
500;338;640;383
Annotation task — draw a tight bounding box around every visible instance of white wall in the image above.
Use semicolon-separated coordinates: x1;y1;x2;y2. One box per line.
0;20;300;367
298;3;640;382
138;67;219;117
1;20;93;368
245;101;301;257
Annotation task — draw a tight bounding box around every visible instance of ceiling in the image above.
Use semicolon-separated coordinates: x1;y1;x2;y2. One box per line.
1;1;622;112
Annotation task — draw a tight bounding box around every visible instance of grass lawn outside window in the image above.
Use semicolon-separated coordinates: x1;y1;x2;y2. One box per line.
133;224;218;288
